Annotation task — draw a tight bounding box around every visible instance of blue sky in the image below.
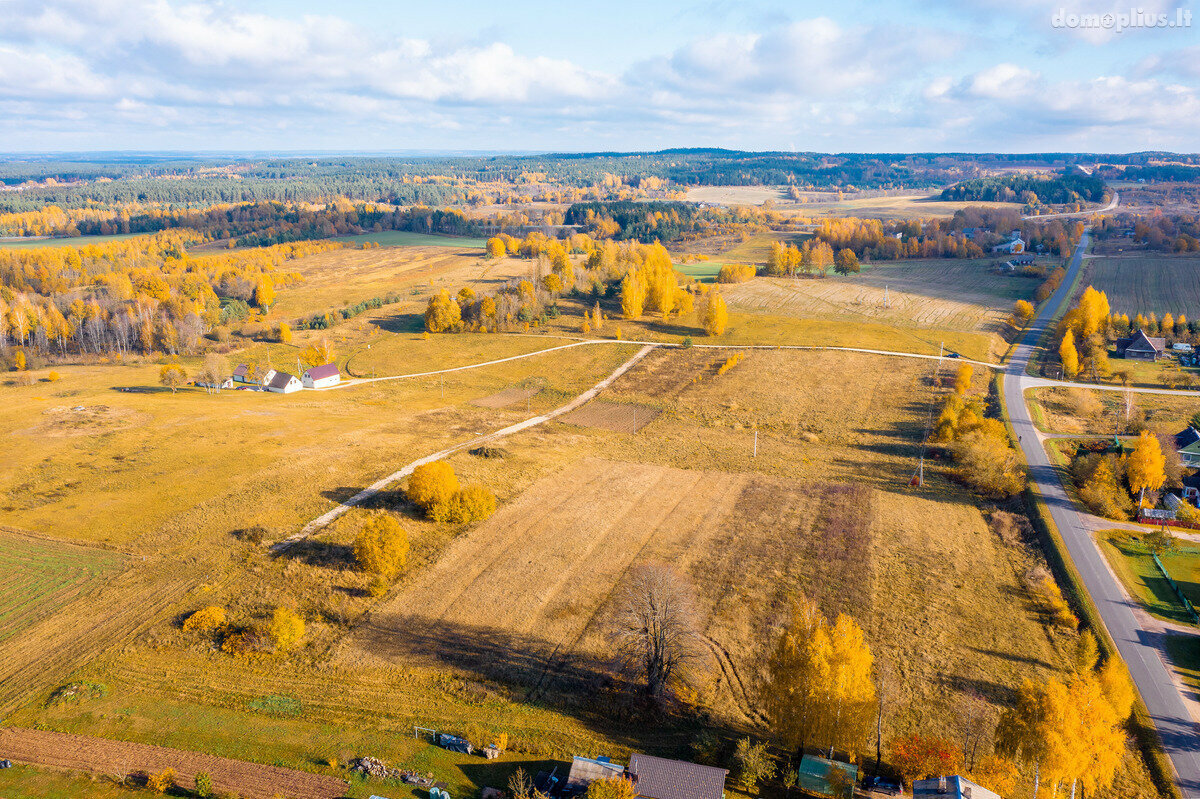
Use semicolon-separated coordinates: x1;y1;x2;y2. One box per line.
0;0;1197;153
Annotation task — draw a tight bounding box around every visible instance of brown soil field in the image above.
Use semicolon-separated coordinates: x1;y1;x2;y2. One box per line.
0;727;347;799
724;260;1032;335
1079;252;1200;317
560;400;661;433
471;385;542;409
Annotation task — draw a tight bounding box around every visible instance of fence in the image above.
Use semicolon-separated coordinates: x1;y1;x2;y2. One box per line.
1151;553;1200;623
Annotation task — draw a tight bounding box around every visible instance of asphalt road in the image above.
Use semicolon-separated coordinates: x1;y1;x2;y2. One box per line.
1005;230;1200;796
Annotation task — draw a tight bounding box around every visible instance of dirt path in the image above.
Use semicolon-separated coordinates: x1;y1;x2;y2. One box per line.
275;344;657;549
0;727;348;799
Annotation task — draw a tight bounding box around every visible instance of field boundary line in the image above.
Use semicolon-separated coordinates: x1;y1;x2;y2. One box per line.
276;344;657;548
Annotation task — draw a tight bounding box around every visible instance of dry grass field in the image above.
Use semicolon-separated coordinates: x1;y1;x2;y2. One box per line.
5;345;1161;797
267;244;530;322
724;260;1030;335
1080;253;1200;317
0;530;123;645
560;400;661;433
683;186;1022;219
1028;386;1198;436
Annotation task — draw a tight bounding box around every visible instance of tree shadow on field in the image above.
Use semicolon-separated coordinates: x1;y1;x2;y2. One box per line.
967;646;1056;670
459;760;561;793
936;673;1018;706
321;486;371;505
371;311;425;334
272;538;356;569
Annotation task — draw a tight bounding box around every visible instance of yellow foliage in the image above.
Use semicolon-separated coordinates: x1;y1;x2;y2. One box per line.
354;514;410;578
702;291;728;336
717;353;743;375
1125;430;1166;495
147;769;175;794
268;606;305;651
183;605;227;633
424;289;462;333
408;461;459;512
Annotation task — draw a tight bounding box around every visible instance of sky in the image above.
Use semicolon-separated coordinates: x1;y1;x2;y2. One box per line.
0;0;1198;153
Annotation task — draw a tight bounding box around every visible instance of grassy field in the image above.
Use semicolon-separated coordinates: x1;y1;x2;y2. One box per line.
1027;386;1198;436
682;187;1023;219
0;531;124;645
724;259;1031;337
0;233;141;249
1165;635;1200;694
1081;254;1200;317
1098;530;1200;626
331;231;489;248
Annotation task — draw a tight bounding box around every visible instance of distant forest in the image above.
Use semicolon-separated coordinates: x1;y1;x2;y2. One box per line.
939;170;1107;204
0;150;1167;213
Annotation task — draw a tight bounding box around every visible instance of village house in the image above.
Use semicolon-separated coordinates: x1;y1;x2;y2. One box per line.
262;369;302;394
1116;329;1166;361
563;756;626;795
232;364;253;383
302;362;341;389
991;237;1025;254
1177;427;1200;468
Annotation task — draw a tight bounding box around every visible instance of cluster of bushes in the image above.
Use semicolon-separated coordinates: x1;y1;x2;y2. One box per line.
933;363;1026;497
407;461;497;524
297;293;401;330
182;604;305;656
716;353;743;375
1034;266;1067;303
1025;566;1078;630
716;263;756;283
1069;431;1176;520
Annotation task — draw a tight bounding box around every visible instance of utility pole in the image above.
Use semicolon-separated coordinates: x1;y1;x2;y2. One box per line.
884;285;889;309
753;428;758;458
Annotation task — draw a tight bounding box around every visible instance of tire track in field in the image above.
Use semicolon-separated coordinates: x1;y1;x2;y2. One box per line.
698;634;769;727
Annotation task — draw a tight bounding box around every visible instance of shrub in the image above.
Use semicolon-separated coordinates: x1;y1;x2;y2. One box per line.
277;322;292;344
183;606;227;634
268;607;305;651
408;461;459;512
444;486;497;524
220;627;268;656
195;772;214;798
46;371;61;382
716;263;757;284
354;515;409;578
147;768;175;793
717;353;743;375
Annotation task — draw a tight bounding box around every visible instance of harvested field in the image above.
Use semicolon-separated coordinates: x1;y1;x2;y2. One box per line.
0;530;123;645
559;400;661;433
470;385;541;409
0;727;347;799
724;260;1032;334
1080;253;1200;317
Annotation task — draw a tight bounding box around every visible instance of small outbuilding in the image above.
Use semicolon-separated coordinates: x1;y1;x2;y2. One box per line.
303;362;341;389
565;756;626;794
627;754;727;799
797;755;857;799
232;364;253;383
913;776;1000;799
264;370;302;394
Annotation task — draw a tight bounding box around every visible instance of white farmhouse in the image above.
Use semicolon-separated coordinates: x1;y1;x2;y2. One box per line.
264;370;302;394
302;363;341;389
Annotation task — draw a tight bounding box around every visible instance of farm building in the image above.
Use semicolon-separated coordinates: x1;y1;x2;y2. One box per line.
564;756;626;794
232;364;253;383
796;755;857;798
627;754;727;799
1116;329;1166;361
991;236;1024;254
302;362;341;389
263;370;302;394
194;376;233;390
913;775;1000;799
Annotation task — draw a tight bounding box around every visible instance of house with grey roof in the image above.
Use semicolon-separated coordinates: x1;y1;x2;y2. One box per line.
1117;329;1166;361
627;754;727;799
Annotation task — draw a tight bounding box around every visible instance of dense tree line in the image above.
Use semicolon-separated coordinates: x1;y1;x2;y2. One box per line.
941;170;1106;205
1093;213;1200;252
0;233;332;362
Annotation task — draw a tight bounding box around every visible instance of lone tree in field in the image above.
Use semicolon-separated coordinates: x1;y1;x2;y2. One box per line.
610;562;705;702
1013;299;1036;327
158;363;187;393
407;461;459;513
269;606;305;651
702;290;729;336
354;514;410;578
196;353;229;394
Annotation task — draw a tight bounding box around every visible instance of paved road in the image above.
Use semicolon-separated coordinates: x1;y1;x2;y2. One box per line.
1023;191;1119;220
1005;230;1200;796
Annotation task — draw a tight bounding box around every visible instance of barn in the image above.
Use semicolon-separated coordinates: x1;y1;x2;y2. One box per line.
303;363;341;389
264;370;302;394
1116;329;1166;361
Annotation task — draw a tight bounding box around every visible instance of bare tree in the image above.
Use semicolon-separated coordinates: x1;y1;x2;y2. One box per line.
610;561;706;702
